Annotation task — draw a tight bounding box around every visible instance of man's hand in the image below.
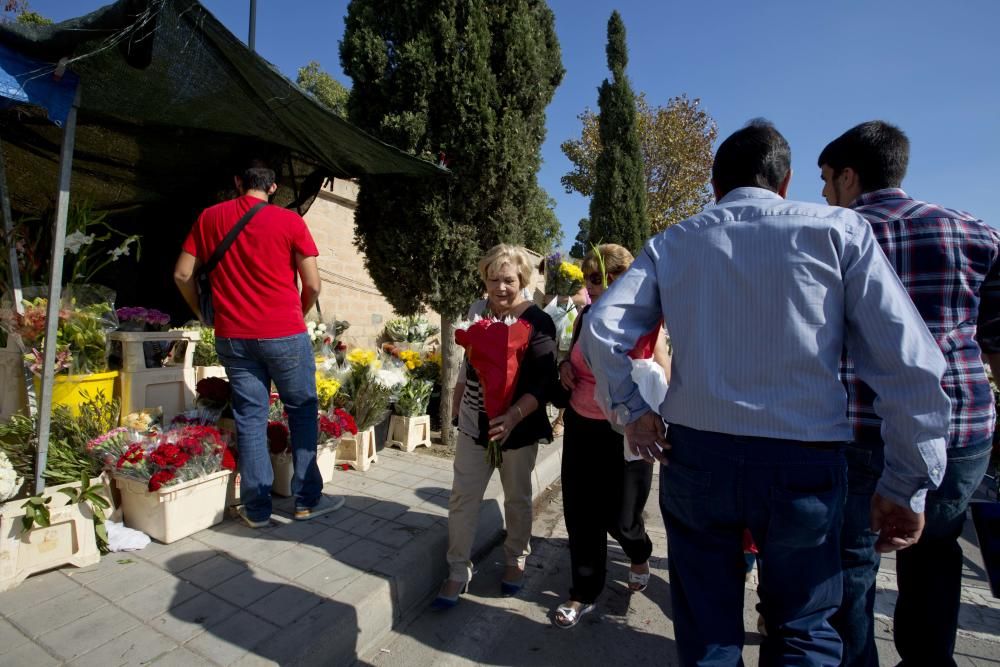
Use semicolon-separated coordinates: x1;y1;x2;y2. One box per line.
870;492;925;553
624;411;669;464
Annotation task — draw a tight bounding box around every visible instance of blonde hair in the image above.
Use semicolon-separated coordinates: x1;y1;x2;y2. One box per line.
478;244;535;290
581;243;634;277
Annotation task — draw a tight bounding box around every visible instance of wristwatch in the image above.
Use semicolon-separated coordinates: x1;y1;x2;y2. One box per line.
613;404;630;426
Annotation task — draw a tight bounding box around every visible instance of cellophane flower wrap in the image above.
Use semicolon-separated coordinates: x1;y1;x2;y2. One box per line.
101;424;236;492
454;315;533;467
544;252;584;297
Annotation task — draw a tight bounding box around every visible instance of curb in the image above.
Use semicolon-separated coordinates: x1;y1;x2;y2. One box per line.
270;438;564;666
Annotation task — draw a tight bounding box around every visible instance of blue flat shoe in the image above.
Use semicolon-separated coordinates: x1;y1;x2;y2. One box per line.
430;580;468;610
501;578;524;597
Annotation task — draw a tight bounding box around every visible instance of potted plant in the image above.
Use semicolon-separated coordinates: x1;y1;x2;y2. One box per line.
9;295;119;416
109;423;236;543
334;349;392;471
386;378;434;453
191;325;227;383
317;407;356;484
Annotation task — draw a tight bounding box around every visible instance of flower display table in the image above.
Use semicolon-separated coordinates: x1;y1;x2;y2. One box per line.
385;415;431;453
109;330;200;424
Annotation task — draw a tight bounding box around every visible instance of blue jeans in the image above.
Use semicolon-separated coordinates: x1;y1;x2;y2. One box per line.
894;437;993;667
831;445;884;667
660;424;846;667
216;334;322;521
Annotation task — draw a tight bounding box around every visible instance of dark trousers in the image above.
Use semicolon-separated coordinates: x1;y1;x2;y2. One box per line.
562;406;654;604
894;438;992;667
831;445;884;667
661;424;846;667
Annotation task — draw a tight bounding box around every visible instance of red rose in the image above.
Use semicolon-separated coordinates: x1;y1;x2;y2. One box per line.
267;421;290;454
148;470;176;491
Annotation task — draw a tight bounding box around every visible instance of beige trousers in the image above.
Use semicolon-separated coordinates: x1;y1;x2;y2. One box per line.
446;431;538;583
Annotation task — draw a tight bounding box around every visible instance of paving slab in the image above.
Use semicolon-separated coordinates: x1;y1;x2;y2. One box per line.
0;441;564;666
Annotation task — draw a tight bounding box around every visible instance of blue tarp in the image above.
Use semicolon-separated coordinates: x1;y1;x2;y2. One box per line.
0;41;78;127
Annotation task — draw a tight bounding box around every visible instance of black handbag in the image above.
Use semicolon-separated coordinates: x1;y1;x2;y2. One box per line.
195;201;267;325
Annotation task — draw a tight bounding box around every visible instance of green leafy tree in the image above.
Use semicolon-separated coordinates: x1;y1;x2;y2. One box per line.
1;0;51;24
296;61;349;116
569;217;590;259
341;0;563;444
586;11;648;254
562;94;717;234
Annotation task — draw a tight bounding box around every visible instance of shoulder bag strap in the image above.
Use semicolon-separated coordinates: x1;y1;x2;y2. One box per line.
199;200;268;275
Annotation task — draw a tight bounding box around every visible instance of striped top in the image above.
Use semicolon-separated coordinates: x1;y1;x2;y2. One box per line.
581;187;951;512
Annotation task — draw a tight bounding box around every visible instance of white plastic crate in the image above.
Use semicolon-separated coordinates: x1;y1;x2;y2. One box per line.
317;441;338;485
116;470;230;544
117;366;197;425
108;330;199;373
0;477;104;591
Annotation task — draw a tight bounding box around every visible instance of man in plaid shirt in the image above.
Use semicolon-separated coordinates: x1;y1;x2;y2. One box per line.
819;120;1000;667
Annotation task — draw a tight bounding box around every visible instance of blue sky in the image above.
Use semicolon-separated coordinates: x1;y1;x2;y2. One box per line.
35;0;1000;247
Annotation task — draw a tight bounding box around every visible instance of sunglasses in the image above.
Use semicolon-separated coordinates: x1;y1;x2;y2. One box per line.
586;270;621;286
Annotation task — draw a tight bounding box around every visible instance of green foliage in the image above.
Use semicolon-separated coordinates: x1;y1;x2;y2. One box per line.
296;61;349;116
394;378;433;416
339;366;392;432
193;326;218;366
340;0;564;319
60;473;111;553
586;11;649;255
45;392;119;485
19;495;50;532
1;0;51;25
569;218;590;259
562;94;717;234
0;413;35;484
383;315;439;344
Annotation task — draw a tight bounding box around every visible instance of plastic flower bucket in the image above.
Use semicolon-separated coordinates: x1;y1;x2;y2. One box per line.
33;370;119;416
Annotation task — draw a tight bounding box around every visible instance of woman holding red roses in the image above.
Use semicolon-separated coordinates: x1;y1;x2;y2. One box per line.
432;244;557;609
553;243;671;629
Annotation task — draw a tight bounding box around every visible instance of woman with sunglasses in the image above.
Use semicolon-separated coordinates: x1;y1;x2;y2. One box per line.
553;243;671;629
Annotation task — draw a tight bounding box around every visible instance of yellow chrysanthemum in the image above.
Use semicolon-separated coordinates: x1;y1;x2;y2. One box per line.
558;261;584;283
315;374;341;409
346;348;377;367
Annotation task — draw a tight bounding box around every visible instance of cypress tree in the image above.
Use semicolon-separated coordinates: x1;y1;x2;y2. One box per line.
341;0;563;443
587;11;649;253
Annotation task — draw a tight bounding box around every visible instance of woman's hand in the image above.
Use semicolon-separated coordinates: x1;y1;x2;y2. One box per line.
489;405;524;443
559;360;577;391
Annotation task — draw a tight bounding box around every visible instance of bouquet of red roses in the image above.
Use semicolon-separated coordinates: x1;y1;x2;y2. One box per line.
455;315;533;467
319;407;358;445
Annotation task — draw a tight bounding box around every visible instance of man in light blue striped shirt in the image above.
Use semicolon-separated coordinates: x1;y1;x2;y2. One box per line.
581;120;950;666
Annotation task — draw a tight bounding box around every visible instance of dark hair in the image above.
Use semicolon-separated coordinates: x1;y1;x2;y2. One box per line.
817;121;909;191
711;118;791;197
239;158;276;192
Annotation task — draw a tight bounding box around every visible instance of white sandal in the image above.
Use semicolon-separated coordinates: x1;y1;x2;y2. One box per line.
554;602;595;629
628;567;650;592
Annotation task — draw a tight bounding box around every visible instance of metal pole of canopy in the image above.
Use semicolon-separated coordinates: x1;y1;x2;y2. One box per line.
248;0;257;52
34;84;80;494
0;139;24;315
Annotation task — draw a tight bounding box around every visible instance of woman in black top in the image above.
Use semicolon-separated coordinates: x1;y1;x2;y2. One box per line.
432;244;557;609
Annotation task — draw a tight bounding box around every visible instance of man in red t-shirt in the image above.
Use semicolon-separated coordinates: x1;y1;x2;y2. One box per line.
174;160;343;527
